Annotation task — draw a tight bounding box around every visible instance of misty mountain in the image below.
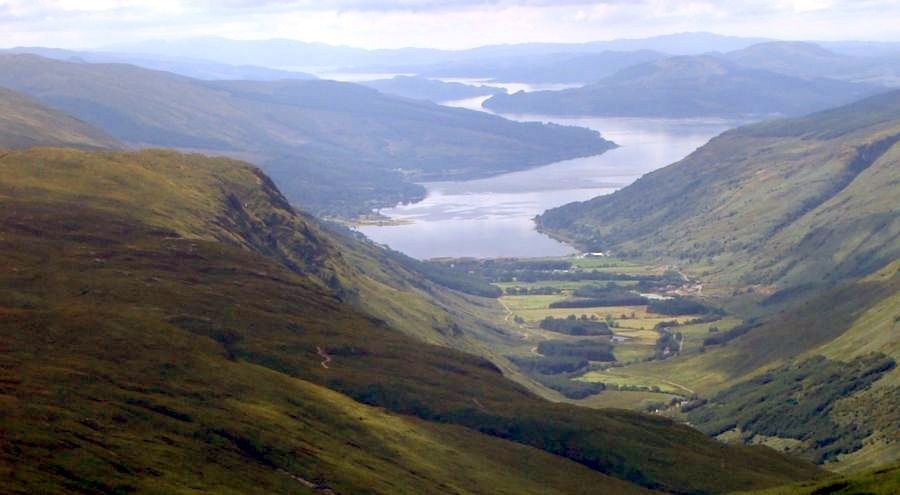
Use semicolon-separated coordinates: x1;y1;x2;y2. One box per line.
0;87;120;150
0;53;612;216
724;41;900;86
360;75;505;102
386;50;666;85
483;55;884;118
105;32;771;70
4;46;317;81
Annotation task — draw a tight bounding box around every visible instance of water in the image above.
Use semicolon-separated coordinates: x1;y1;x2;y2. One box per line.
355;85;742;260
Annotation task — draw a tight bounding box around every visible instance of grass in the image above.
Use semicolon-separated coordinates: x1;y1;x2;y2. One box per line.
0;87;119;150
0;148;824;494
738;462;900;495
576;391;682;411
496;280;638;291
678;317;742;353
577;370;690;396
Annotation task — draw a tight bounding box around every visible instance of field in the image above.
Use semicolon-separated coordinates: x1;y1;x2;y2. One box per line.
462;256;722;408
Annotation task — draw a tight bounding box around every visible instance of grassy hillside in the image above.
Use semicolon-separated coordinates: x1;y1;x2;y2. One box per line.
0;147;822;493
538;89;900;288
484;55;882;117
0;88;119;150
740;462;900;495
0;53;613;217
536;91;900;471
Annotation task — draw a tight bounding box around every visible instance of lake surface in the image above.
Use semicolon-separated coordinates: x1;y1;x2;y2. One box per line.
356;91;741;260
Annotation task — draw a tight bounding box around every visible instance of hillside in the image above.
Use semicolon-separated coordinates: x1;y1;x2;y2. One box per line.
4;47;318;81
394;50;665;84
361;75;505;102
537;91;900;469
0;88;119;150
724;41;900;86
0;147;823;493
483;55;883;117
0;53;612;217
538;89;900;288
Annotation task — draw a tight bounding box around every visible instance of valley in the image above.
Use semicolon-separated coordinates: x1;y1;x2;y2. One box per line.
1;20;898;494
359;113;738;258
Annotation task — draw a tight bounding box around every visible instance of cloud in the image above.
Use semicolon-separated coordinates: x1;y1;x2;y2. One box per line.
0;0;899;49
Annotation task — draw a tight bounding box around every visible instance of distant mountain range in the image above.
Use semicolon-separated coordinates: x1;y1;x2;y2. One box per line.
0;53;612;217
483;55;885;118
3;46;318;81
102;32;773;68
99;33;900;79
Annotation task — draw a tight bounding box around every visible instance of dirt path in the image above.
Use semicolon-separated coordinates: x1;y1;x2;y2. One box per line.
316;346;332;369
498;297;514;322
654;375;694;395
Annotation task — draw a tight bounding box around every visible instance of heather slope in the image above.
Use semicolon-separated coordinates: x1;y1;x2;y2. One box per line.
0;147;822;493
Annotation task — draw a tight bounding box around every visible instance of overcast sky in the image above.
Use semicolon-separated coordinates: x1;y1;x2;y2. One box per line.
2;0;900;50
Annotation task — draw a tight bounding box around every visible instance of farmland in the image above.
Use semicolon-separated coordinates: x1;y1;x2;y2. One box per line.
430;255;724;408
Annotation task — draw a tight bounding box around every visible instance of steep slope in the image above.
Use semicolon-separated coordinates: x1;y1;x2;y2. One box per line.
0;88;119;149
746;462;900;495
0;148;822;493
0;53;612;216
537;91;900;470
483;55;883;117
538;89;900;288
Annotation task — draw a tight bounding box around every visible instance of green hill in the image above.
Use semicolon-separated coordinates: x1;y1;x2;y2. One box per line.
483;55;883;117
0;88;119;150
742;462;900;495
538;89;900;288
0;53;613;217
537;91;900;470
0;147;822;493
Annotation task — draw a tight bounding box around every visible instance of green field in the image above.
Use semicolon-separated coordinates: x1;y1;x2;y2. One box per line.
577;369;692;396
493;261;716;409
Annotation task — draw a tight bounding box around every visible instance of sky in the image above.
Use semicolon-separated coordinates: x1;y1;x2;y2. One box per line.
2;0;900;50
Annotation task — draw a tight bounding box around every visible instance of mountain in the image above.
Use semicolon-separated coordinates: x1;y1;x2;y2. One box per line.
105;32;770;69
724;41;900;86
724;42;864;78
372;50;666;85
0;53;612;217
484;55;884;118
537;89;900;286
360;75;505;102
5;46;318;81
0;146;822;493
0;88;120;150
537;90;900;468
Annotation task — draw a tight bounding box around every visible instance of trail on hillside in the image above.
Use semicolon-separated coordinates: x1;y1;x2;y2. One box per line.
316;346;332;369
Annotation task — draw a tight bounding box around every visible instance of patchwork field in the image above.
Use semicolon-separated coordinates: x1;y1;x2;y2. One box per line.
440;256;722;408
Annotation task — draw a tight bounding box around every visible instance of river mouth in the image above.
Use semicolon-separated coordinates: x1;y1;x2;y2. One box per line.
356;91;743;259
